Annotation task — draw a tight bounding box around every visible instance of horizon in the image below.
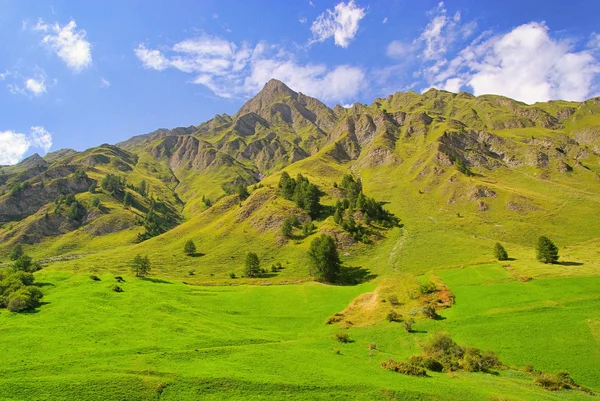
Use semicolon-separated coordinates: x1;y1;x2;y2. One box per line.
1;0;600;164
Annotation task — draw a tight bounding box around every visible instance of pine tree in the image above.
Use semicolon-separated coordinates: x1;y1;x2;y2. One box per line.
123;192;133;208
536;236;559;264
308;234;341;282
10;244;23;261
244;252;260;277
184;240;197;256
282;218;293;238
494;243;508;261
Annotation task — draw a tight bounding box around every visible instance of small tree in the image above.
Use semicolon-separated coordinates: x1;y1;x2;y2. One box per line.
245;252;260;277
308;234;341;282
282;218;293;238
123;192;133;208
494;242;508;261
131;254;151;277
236;184;249;200
9;244;23;261
536;236;559;264
184;240;197;256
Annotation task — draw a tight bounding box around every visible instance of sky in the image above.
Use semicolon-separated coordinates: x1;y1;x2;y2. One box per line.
1;0;600;165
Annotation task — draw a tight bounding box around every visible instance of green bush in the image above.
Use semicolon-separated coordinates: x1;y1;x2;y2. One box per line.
335;332;350;343
419;281;437;294
494;242;508;261
536;236;559;264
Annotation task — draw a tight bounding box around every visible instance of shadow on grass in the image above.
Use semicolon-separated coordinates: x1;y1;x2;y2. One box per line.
557;261;584;266
336;266;378;286
34;282;55;288
504;257;517;261
21;301;51;314
141;277;173;284
409;330;428;334
189;253;206;258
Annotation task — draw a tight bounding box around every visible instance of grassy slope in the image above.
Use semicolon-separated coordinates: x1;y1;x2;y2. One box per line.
0;269;597;400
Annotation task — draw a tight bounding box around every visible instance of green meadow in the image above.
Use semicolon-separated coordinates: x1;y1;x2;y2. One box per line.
0;263;598;400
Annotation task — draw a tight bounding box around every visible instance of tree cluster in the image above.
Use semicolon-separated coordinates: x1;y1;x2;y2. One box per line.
101;174;126;195
135;196;179;242
333;175;399;243
278;172;321;218
0;247;43;312
54;194;87;222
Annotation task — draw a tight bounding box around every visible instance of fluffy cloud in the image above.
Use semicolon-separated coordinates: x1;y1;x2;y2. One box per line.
310;1;366;48
436;22;600;103
386;40;412;59
35;19;92;72
0;126;52;165
134;36;366;103
25;77;47;95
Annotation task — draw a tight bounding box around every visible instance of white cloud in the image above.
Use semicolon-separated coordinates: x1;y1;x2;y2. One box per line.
0;127;53;165
34;19;92;72
0;70;10;80
589;32;600;51
441;77;462;92
310;0;366;48
299;17;308;24
382;17;388;24
100;77;111;87
420;2;464;61
25;77;47;95
462;22;600;103
134;36;366;103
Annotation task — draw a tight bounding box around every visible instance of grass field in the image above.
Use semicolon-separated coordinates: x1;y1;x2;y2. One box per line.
0;265;598;400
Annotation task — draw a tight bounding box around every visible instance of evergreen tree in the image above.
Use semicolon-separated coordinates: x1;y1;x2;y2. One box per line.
123;192;133;208
236;183;249;200
244;252;260;277
282;218;293;238
131;254;151;277
308;234;341;282
494;243;508;261
137;180;148;197
536;236;559;264
184;240;197;256
9;244;23;261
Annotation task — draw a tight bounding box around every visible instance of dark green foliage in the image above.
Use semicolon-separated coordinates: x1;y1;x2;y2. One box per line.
229;272;237;279
0;262;43;312
335;332;350;343
536;236;559;263
386;310;400;322
136;180;148;197
135;197;179;242
494;242;509;261
301;220;315;236
123;192;133;208
131;254;151;277
455;157;474;176
202;194;212;207
13;255;41;273
9;244;23;261
308;234;341;282
278;173;321;218
422;305;439;319
184;240;196;256
101;174;125;195
73;169;87;180
236;184;249;200
381;359;428;377
110;285;123;293
403;318;415;333
244;252;260;277
419;281;437;294
67;201;86;221
282;218;294;238
89;275;101;281
88;182;97;193
91;197;101;208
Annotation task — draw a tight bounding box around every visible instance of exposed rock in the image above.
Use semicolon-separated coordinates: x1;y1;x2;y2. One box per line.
469;186;496;201
477;201;489;211
557;160;573;173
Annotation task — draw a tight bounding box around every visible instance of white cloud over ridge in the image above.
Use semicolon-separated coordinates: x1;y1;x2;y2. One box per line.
310;0;366;48
384;2;600;103
0;126;52;165
135;36;366;103
35;19;92;72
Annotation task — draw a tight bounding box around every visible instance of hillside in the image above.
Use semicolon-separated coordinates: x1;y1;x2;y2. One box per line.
1;80;599;400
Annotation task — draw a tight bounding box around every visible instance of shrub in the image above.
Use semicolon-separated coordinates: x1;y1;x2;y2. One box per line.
335;332;350;343
308;234;341;283
229;272;237;279
115;276;125;283
89;275;101;281
380;359;427;377
9;244;23;261
422;357;444;372
388;295;400;306
494;242;508;261
422;305;439;319
326;313;344;325
419;281;437;294
403;318;415;333
369;343;377;350
110;285;123;293
386;310;400;322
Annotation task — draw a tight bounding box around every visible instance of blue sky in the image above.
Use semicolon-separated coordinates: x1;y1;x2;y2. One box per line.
1;0;600;164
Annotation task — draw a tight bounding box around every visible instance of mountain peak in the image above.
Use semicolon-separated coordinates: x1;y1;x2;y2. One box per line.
261;79;297;97
237;79;299;117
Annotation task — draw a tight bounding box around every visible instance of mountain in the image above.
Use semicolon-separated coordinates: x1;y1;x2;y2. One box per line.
1;79;600;273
